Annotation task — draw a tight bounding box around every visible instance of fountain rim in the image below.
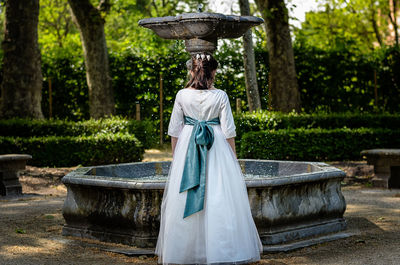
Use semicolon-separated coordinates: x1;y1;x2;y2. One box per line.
138;12;264;27
62;160;346;190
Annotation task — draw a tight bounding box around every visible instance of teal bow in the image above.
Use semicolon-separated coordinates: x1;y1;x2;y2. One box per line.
180;116;220;218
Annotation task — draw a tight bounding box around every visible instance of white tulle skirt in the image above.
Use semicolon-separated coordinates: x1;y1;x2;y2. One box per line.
155;124;263;265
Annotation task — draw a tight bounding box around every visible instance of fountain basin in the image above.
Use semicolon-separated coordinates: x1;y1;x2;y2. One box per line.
61;160;347;248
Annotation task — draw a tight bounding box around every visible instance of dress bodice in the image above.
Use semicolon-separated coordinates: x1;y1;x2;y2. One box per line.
168;88;236;139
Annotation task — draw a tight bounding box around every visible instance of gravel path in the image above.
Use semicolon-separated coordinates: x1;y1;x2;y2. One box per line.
0;156;399;265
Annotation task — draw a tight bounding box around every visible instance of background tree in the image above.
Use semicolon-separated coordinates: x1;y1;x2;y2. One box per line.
0;0;44;119
239;0;262;112
255;0;301;112
68;0;115;119
105;0;208;55
294;0;400;52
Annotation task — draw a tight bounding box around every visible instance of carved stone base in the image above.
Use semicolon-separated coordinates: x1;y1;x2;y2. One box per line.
260;218;347;245
62;225;157;248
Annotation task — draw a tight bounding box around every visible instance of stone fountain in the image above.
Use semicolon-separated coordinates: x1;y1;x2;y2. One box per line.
62;160;348;251
61;9;349;252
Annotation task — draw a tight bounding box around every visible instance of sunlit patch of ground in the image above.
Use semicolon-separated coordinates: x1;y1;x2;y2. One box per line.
142;146;173;162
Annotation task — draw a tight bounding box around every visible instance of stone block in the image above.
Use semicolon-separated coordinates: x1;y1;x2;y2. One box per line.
361;149;400;189
0;154;32;196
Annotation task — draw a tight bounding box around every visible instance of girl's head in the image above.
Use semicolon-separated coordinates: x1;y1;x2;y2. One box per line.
185;53;218;90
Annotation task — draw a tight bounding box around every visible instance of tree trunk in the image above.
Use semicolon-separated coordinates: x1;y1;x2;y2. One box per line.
0;0;44;119
370;6;383;47
68;0;115;118
239;0;262;112
255;0;301;113
388;0;399;46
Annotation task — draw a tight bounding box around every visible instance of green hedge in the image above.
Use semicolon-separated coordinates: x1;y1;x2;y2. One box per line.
0;117;157;148
0;133;144;167
234;112;400;141
294;45;400;113
239;128;400;161
32;45;400;120
2;114;399;165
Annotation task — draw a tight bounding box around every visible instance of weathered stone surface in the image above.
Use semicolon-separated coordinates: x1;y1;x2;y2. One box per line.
361;149;400;188
61;160;347;247
138;13;263;55
0;154;32;196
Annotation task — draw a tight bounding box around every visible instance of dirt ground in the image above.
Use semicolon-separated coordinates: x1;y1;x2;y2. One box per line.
0;155;399;265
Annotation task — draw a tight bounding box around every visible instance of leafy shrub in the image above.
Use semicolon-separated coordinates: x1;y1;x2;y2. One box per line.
0;133;144;167
0;117;155;167
239;128;400;161
234;112;400;141
41;55;89;120
0;117;157;148
294;45;400;113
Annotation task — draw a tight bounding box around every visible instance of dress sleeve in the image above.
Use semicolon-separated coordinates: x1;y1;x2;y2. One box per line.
168;91;184;137
219;92;236;139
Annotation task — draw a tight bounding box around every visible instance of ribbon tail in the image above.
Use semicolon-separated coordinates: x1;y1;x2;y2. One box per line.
183;185;202;218
183;145;207;218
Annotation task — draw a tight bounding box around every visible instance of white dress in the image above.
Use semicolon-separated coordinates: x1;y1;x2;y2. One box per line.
156;88;263;265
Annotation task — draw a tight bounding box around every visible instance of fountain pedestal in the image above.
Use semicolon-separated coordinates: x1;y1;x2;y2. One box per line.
185;38;217;54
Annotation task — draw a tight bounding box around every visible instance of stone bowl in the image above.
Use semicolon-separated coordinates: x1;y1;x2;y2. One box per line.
138;12;264;54
138;12;264;40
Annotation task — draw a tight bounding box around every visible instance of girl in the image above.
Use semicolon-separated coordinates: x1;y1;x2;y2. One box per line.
156;53;262;265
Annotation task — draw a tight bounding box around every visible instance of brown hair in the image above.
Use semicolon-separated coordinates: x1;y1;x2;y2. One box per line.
185;54;218;90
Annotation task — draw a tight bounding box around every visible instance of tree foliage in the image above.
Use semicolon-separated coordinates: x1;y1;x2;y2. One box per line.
294;0;400;52
38;0;82;58
35;0;209;57
105;0;208;56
